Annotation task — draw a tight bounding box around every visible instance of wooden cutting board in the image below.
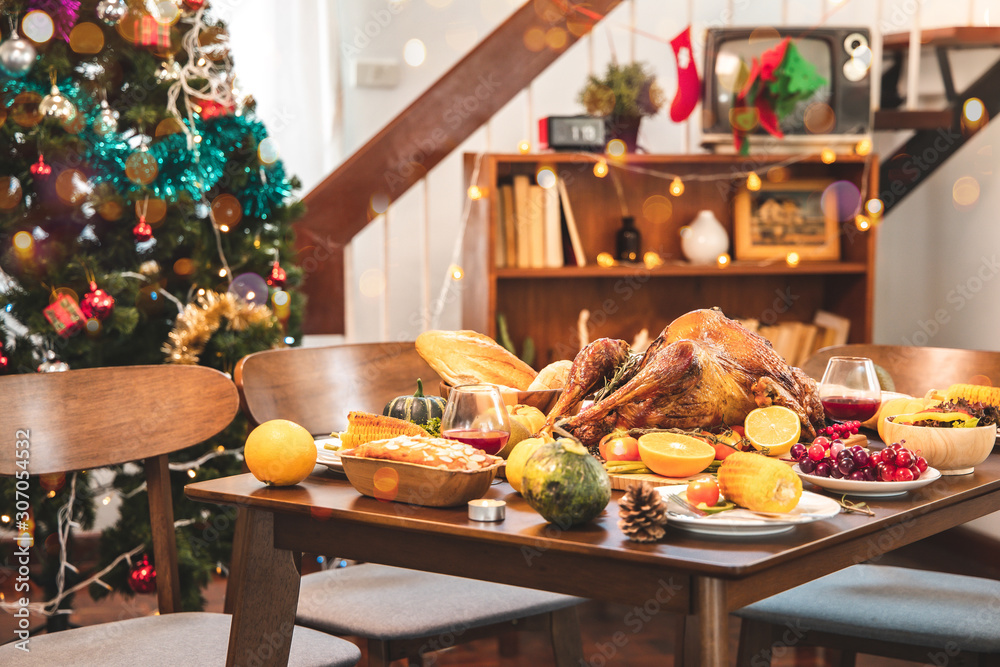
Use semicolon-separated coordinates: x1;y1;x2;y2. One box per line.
608;472;703;490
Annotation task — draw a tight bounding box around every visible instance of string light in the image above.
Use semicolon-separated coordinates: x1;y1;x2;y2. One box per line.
865;198;883;216
596;252;615;267
467;185;483;200
218;268;227;277
186;469;196;479
669;177;684;196
855;138;872;156
536;167;556;189
785;251;801;267
593;159;608;178
854;214;871;231
717;253;731;268
606;139;626;157
518;140;531;154
101;495;111;505
820;148;836;164
963;97;984;123
643;252;663;269
449;265;464;281
746;172;762;191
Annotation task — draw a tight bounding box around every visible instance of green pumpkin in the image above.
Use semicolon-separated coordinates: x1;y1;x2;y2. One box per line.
383;378;446;426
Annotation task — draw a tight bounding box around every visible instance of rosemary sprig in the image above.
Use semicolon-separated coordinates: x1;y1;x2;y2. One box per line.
592;352;644;402
836;495;875;516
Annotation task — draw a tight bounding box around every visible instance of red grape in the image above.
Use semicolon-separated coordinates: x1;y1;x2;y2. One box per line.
915;456;928;473
790;443;808;462
814;461;833;477
895;450;914;468
799;457;818;474
894;467;915;482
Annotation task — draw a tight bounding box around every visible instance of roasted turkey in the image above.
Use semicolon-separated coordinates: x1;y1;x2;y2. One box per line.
550;309;825;446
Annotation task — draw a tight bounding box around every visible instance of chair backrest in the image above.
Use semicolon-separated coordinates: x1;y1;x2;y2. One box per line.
0;365;239;615
801;344;1000;397
234;342;439;435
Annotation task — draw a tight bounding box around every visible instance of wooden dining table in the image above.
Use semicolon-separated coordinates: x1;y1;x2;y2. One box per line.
186;451;1000;667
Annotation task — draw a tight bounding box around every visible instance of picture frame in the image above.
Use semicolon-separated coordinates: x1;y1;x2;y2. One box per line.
733;179;841;261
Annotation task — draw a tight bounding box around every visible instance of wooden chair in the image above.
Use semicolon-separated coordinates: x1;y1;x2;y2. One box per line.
0;365;361;667
735;344;1000;666
234;343;585;667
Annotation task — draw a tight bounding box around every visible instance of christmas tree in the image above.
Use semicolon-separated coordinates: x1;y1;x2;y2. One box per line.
0;0;304;619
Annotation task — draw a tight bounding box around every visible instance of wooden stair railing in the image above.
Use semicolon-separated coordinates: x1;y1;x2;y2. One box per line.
294;0;624;334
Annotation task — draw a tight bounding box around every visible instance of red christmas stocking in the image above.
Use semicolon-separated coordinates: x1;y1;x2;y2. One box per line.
669;26;701;122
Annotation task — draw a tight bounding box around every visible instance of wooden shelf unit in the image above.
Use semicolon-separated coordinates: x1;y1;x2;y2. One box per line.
462;153;878;368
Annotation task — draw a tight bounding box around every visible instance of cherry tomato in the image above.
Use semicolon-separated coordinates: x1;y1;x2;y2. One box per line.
600;434;640;461
894;467;915;482
687;478;720;507
730;425;746;439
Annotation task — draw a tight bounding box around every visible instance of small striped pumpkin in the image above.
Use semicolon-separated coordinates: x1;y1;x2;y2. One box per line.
382;378;446;426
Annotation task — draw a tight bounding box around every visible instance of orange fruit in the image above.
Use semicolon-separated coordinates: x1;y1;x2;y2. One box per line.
637;433;715;478
743;406;801;456
244;419;317;486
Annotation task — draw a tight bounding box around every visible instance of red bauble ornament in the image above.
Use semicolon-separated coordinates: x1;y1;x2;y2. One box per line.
183;0;206;9
196;99;235;120
128;554;157;594
0;342;7;372
266;260;287;288
31;154;52;177
133;217;153;242
81;281;115;321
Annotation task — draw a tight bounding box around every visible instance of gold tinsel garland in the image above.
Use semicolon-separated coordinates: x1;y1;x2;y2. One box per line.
163;290;277;365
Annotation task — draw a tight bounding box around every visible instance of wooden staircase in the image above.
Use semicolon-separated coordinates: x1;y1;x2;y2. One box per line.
293;0;624;334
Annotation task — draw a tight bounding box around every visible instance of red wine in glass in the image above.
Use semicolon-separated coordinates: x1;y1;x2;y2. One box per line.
442;429;509;456
821;396;880;422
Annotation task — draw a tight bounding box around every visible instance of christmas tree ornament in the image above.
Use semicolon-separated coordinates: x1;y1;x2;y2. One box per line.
156;57;182;82
139;260;161;276
92;100;119;136
80;281;115;320
127;554;157;594
0;30;38;78
37;350;69;373
30;154;52;177
0;342;8;372
164;290;277;364
31;0;83;42
266;260;287;288
43;293;86;337
183;0;206;10
125;147;159;185
618;482;668;543
138;14;170;48
229;273;268;307
133;216;153;242
39;83;78;123
668;26;700;123
95;0;126;26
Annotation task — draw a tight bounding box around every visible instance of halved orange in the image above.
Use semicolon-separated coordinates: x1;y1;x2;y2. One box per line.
637;433;715;478
744;406;801;456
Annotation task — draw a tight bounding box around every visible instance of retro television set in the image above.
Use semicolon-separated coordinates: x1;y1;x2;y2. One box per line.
701;27;872;152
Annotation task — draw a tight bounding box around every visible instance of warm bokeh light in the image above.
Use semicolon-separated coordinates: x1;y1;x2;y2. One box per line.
467;185;483;200
518;140;531;154
717;253;731;268
218;268;228;277
523;26;546;52
13;231;33;252
211;194;242;228
854;214;871;231
219;224;230;232
403;38;426;66
964;97;985;123
767;166;790;183
187;469;196;479
257;137;279;165
642;195;672;224
125;150;159;185
173;258;194;276
150;0;180;25
643;252;664;269
593;159;608;177
536;167;556;189
865;198;883;216
449;265;464;281
545;27;567;50
820;148;836;164
803;102;836;134
55;169;90;205
952;175;981;209
596;252;616;268
606;139;626;157
22;10;54;43
370;192;390;214
669;177;684;196
785;251;800;267
69;22;104;53
855;138;873;156
746;172;761;191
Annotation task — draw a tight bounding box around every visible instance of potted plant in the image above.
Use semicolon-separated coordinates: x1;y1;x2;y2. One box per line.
578;62;665;151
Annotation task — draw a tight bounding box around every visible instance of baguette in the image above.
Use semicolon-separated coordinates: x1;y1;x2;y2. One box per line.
528;359;573;391
416;330;537;390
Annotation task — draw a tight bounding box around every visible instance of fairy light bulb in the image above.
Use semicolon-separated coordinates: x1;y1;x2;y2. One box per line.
518;140;531;154
865;198;883;217
669;177;684;196
467;185;483;200
786;251;800;267
855;214;871;231
187;469;196;479
855;138;872;156
449;265;464;281
593;159;608;178
596;252;615;268
643;252;663;269
746;172;762;191
820;148;836;164
717;253;730;268
606;139;626;157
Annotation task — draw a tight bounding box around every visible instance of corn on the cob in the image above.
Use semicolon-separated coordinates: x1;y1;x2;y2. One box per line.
944;383;1000;410
339;411;426;449
717;452;802;513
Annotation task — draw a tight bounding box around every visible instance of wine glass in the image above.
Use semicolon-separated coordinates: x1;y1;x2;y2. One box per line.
440;384;511;456
819;356;881;423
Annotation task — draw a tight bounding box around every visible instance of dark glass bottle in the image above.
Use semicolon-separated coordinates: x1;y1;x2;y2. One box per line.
616;216;641;262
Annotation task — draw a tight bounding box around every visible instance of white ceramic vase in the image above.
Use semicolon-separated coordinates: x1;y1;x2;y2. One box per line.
680;210;729;264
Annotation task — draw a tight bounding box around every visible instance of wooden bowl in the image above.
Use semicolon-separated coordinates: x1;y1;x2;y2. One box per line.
438;381;562;414
881;418;997;475
340;453;502;507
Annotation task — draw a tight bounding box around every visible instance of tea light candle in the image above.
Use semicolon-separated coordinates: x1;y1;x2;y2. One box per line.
468;498;506;522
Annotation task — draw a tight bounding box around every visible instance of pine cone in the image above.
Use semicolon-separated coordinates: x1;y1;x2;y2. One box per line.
618;482;668;543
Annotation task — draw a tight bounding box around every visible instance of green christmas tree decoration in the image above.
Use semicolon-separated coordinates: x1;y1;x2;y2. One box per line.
0;0;305;620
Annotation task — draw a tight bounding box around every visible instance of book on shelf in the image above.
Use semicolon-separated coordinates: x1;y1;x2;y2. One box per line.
494;184;507;267
557;177;586;267
513;175;531;268
543;183;563;268
499;184;516;268
527;184;545;268
813;310;851;348
741;319;829;367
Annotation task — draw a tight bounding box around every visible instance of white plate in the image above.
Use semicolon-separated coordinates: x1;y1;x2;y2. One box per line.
656;486;841;536
792;464;941;497
315;437;344;473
